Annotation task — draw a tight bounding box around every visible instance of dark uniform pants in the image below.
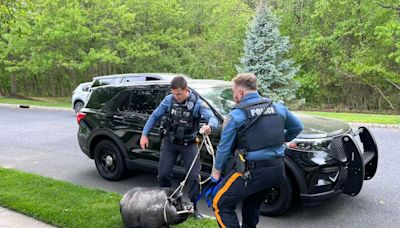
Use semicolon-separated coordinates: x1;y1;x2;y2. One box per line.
212;160;285;228
158;138;200;203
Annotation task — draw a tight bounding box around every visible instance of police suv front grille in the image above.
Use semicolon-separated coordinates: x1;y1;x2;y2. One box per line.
329;137;347;163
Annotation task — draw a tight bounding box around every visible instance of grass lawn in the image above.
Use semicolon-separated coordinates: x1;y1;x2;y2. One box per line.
298;111;400;124
0;96;71;109
0;167;217;228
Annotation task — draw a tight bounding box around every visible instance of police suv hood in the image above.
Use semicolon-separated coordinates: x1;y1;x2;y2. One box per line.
294;114;351;139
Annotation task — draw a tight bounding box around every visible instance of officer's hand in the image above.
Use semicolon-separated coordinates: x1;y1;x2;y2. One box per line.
200;125;212;135
211;168;221;182
140;135;149;150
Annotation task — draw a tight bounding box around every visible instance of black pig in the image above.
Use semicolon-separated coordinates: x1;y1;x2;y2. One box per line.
120;187;193;228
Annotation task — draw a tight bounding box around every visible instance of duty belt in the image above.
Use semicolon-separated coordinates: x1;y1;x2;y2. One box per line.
246;157;283;170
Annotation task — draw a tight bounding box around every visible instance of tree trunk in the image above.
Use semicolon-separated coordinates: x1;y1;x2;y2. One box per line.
10;74;17;96
50;72;56;97
378;96;381;111
23;75;28;96
33;75;39;95
27;77;33;96
71;70;77;93
58;68;65;97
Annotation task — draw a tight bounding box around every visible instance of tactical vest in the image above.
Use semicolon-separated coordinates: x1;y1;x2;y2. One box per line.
235;99;285;152
164;92;200;145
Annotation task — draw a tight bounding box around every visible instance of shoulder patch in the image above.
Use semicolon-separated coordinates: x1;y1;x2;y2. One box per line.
186;100;194;110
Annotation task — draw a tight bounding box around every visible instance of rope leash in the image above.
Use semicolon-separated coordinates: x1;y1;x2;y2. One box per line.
163;131;215;224
199;134;215;185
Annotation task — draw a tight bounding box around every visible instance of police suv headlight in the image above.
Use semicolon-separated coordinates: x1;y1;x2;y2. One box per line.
285;139;333;165
285;138;331;152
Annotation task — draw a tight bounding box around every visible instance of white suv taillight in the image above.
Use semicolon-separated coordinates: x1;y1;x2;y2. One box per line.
76;112;87;124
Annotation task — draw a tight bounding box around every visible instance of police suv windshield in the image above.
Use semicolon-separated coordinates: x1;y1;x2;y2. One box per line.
195;86;235;116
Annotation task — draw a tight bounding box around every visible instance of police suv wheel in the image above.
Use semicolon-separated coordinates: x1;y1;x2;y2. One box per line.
94;140;126;181
260;174;293;217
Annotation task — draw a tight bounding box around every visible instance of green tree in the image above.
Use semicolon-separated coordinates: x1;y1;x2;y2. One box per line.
0;0;33;96
275;0;400;112
180;0;252;80
238;1;299;102
27;0;92;96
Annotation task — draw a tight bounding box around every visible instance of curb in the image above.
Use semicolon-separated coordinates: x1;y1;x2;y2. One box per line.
0;103;73;112
0;206;55;228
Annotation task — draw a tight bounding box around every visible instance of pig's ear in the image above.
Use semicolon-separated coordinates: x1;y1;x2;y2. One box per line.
167;197;174;204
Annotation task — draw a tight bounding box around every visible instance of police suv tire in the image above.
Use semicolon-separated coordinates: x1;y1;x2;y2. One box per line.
260;174;293;217
94;140;127;181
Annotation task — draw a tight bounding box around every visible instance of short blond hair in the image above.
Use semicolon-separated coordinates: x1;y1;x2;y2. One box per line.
232;73;257;90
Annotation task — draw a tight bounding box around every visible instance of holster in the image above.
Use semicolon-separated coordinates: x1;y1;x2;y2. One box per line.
234;149;247;173
222;149;247;175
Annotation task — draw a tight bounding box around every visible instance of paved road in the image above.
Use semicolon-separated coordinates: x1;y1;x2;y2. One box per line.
0;106;399;227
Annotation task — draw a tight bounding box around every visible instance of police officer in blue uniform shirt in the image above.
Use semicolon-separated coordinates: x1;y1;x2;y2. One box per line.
140;76;219;218
211;73;304;228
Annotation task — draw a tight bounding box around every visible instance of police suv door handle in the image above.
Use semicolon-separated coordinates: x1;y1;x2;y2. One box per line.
113;115;124;120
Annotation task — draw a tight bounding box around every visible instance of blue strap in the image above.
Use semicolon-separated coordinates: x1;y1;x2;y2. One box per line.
212;182;221;196
204;182;222;207
194;179;217;205
205;187;214;207
195;176;223;207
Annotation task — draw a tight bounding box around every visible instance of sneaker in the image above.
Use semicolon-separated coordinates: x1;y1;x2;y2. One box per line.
192;208;214;219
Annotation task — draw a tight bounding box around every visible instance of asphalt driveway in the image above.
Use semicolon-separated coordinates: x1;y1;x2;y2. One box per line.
0;106;399;227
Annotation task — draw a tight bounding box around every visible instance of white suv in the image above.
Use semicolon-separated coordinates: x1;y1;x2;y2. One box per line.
71;73;191;112
72;82;92;113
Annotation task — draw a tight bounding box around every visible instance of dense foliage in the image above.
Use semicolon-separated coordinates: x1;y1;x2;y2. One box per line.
0;0;399;113
0;0;252;96
273;0;400;112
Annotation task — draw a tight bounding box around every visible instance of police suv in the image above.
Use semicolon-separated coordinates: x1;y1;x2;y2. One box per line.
77;79;378;216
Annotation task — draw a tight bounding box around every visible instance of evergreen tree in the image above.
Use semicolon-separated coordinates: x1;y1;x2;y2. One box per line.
238;1;299;103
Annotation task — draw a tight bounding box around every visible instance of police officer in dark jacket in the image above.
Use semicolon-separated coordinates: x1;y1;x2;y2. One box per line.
211;73;304;228
140;76;219;218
